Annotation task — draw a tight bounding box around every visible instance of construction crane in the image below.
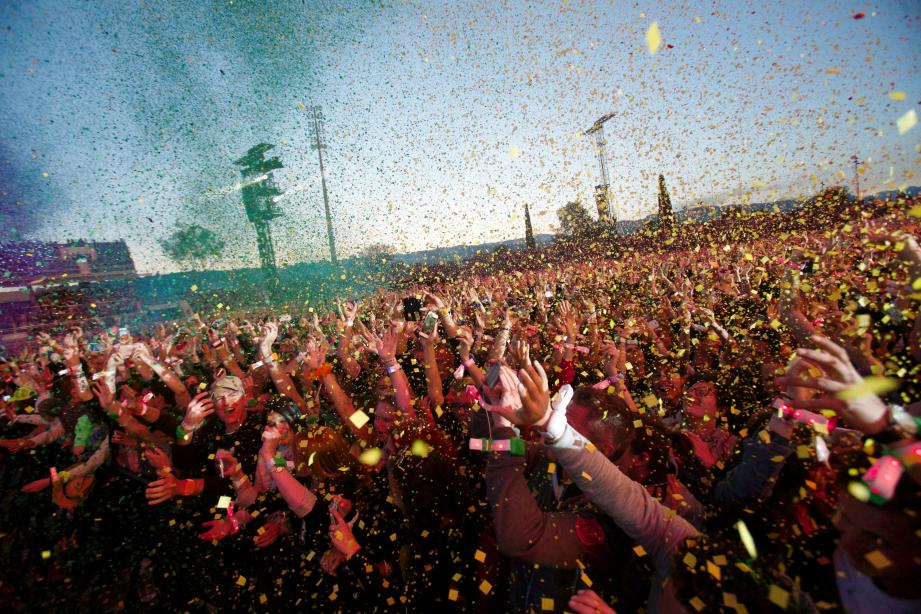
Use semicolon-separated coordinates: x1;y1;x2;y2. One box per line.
234;143;284;287
584;112;616;226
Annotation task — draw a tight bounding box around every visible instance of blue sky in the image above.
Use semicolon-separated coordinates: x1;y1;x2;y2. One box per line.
0;0;919;274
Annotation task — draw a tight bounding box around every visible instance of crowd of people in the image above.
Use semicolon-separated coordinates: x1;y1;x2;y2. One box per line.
0;197;920;613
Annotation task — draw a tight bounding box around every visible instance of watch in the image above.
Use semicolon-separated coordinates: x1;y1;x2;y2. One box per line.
873;404;920;445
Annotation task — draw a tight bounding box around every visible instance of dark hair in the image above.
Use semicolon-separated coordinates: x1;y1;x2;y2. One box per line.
263;394;302;429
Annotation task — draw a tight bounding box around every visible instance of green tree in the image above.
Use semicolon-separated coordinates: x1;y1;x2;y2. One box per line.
160;224;226;271
556;200;594;236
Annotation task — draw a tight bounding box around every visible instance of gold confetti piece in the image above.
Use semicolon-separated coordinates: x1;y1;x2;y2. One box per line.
889;91;907;101
41;550;51;559
836;376;899;400
581;471;593;481
541;597;554;611
236;575;247;586
689;596;706;612
768;584;789;609
909;206;921;217
479;580;492;595
216;495;231;509
580;572;593;587
683;552;697;567
723;592;738;607
646;22;661;54
713;554;728;566
707;560;721;580
349;410;370;429
633;545;646;557
547;462;556;474
633;419;644;428
796;445;811;459
825;67;841;75
259;594;267;604
864;550;892;569
190;284;198;292
474;549;486;563
359;448;382;466
448;589;458;601
897;109;917;135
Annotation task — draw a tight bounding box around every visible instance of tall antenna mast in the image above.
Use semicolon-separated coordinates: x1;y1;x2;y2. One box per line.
309;106;338;266
851;155;862;201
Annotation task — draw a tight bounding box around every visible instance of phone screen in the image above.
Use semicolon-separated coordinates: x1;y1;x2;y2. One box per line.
486;362;501;388
422;311;438;335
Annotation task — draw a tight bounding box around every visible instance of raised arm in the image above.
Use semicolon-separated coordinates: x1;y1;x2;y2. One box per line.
131;343;192;408
258;322;309;415
259;426;317;518
419;321;445;409
424;291;460;339
336;300;362;380
302;338;374;445
361;325;414;419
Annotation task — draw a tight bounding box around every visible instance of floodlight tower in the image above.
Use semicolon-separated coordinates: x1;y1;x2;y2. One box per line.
851;155;862;201
308;106;338;266
585;112;616;226
234;143;284;284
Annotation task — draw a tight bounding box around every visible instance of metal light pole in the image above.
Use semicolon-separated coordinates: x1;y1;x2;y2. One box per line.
851;155;861;201
308;106;338;266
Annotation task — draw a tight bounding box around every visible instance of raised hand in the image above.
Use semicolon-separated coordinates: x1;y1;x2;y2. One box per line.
339;300;359;326
456;326;474;359
568;589;617;614
260;424;282;459
145;473;180;505
508;335;530;369
361;326;399;364
215;449;241;478
92;380;115;410
183;392;215;430
198;517;236;541
142;444;170;471
775;334;889;434
320;549;347;575
481;364;525;424
328;508;361;559
419;320;439;347
303;337;330;371
259;322;279;359
422;290;445;310
131;343;157;366
254;520;287;549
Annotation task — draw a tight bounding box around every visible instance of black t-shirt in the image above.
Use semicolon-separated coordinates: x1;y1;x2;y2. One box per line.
170;415;263;499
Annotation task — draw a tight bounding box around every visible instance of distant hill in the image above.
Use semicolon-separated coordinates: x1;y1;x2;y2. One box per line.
135;185;918;306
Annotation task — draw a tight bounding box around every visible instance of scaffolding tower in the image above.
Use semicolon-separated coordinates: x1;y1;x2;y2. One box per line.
234;143;284;284
584;112;616;227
